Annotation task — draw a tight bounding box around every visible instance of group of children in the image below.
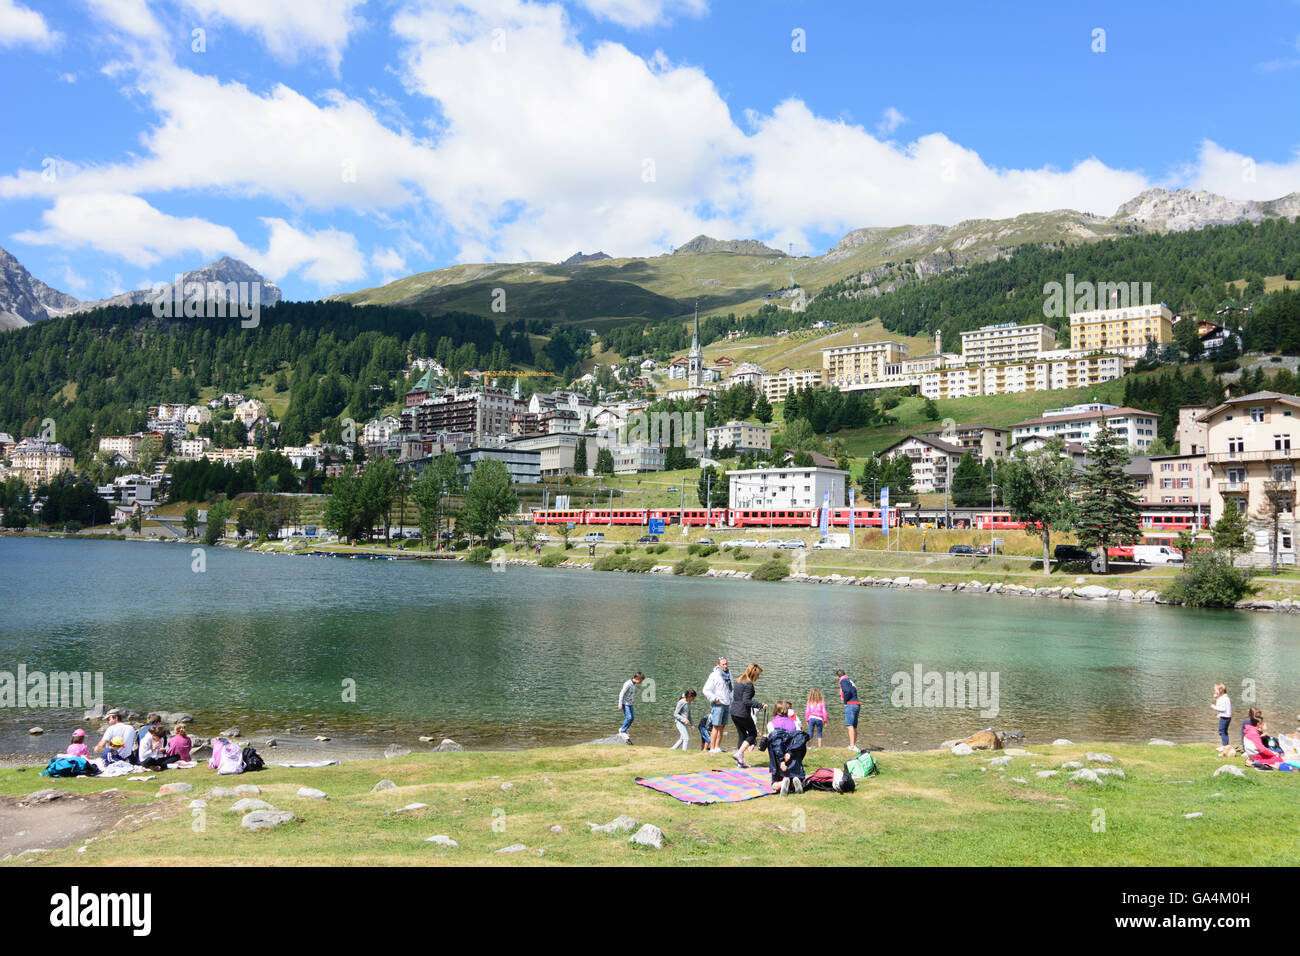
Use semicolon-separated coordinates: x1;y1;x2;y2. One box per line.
61;711;195;772
671;688;833;754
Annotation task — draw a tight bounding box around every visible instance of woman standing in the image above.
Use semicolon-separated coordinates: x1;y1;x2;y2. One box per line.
730;664;765;768
1212;683;1232;752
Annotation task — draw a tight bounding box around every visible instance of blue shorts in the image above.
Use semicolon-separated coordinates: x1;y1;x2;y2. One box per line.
808;718;825;739
710;704;730;728
844;704;860;728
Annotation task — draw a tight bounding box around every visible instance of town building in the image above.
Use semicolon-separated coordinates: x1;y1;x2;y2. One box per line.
98;434;148;460
727;465;850;510
1010;404;1161;452
1069;303;1174;357
1176;405;1210;455
1141;453;1213;509
0;432;14;459
760;367;823;404
960;323;1057;366
1008;436;1091;471
613;443;667;474
507;432;599;477
7;438;74;485
363;416;402;444
919;424;1008;462
405;367;442;406
400;386;526;444
184;405;212;426
177;436;212;459
919;353;1128;399
727;362;764;389
687;306;704;388
706;420;774;454
1197;391;1299;563
822;340;909;388
878;435;966;494
456;445;541;484
232;399;269;427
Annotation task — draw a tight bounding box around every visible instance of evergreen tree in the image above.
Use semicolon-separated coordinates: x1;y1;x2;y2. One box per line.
595;447;615;475
859;455;883;500
697;465;728;508
1073;420;1142;572
883;454;914;499
951;452;990;508
923;397;940;421
754;393;773;424
1212;500;1251;558
572;435;588;476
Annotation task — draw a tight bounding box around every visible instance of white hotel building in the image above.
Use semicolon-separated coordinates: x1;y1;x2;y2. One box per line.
959;323;1057;366
1010;403;1161;453
727;465;850;510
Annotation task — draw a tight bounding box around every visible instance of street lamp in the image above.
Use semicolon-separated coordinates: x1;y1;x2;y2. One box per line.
989;482;1000;554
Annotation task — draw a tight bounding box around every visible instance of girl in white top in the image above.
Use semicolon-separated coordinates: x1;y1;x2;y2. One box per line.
1212;683;1232;748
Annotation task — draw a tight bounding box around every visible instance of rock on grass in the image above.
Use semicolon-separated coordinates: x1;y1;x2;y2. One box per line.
587;814;638;834
241;810;294;831
629;824;663;849
228;798;275;813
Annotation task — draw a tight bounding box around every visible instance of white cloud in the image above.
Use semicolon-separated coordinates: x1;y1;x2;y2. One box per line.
0;0;60;49
875;106;907;137
575;0;708;29
13;192;365;288
178;0;365;71
1188;140;1300;201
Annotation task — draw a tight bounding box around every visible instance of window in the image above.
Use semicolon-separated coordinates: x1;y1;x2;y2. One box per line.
1250;407;1266;423
1276;435;1293;451
1228;437;1245;455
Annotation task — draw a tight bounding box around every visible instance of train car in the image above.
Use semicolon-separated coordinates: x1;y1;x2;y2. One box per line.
975;512;1028;530
584;509;650;526
648;509;682;525
1139;512;1210;531
680;508;726;526
826;507;894;528
729;509;816;528
532;509;586;525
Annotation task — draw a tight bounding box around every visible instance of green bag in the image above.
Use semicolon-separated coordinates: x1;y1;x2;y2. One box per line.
846;751;878;780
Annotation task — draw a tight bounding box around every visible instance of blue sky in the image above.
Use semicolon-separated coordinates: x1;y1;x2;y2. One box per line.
1;0;1297;303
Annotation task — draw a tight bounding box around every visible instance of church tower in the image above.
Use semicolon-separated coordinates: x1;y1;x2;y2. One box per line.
688;301;703;388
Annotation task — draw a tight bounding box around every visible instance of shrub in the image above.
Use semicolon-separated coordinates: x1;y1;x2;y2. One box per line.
594;553;631;572
627;557;656;573
1161;551;1256;608
696;544;718;557
466;546;493;564
1212;359;1239;374
538;552;564;567
732;548;751;561
673;557;709;576
751;558;791;582
648;543;669;554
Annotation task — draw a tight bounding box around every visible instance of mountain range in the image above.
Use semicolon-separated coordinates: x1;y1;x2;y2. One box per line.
0;254;281;331
3;188;1297;333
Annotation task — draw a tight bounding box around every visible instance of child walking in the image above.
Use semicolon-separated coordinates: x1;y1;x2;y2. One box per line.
671;690;696;751
617;671;644;739
805;690;827;748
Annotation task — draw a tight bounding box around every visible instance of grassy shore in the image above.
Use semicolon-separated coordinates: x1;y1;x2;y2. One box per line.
3;743;1296;866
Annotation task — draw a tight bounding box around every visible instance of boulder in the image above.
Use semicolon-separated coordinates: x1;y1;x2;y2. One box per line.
582;735;630;746
549;825;564;834
157;782;194;795
208;786;237;798
240;810;294;831
1147;739;1177;747
987;755;1012;767
1035;770;1059;778
494;843;527;853
188;799;207;809
233;784;260;796
371;780;397;792
228;798;275;813
27;727;43;735
1074;585;1111;600
1061;761;1084;770
220;727;241;738
22;789;65;804
296;787;327;799
629;824;664;849
1052;739;1073;746
1085;752;1114;763
384;745;412;758
587;814;638;834
950;743;974;756
1213;764;1246;778
1094;767;1126;779
1069;768;1102;784
434;738;466;752
426;835;458;848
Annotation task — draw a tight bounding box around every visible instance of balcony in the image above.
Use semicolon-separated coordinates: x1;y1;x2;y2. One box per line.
1207;448;1300;464
1217;481;1248;494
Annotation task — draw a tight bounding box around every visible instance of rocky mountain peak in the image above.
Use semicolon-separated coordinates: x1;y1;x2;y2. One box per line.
673;235;787;256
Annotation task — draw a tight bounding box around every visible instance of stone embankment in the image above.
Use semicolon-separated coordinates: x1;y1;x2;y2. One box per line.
491;557;1300;613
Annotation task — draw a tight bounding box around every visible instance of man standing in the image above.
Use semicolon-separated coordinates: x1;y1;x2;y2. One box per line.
93;710;138;763
835;669;861;753
702;657;733;754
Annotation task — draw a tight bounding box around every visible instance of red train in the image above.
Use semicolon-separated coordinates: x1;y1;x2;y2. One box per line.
531;507;898;528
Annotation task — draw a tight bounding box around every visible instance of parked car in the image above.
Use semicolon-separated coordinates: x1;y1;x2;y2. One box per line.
583;531;606;542
697;537;715;546
948;544;976;555
1054;544;1094;564
534;533;552;542
813;534;851;550
727;538;760;549
1132;545;1183;565
636;534;660;543
760;539;784;549
779;539;807;549
975;544;997;556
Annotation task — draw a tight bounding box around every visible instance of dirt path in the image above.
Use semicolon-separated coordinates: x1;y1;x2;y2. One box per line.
0;791;134;860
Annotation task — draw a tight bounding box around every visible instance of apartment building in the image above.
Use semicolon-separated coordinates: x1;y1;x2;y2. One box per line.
821;341;909;388
1176;405;1210;455
612;443;666;474
727;465;849;510
919;353;1128;399
878;435;966;494
706;420;774;454
1140;453;1214;508
1197;391;1299;561
920;424;1008;462
1069;303;1173;357
1010;404;1161;452
760;367;823;404
727;362;764;389
960;323;1057;366
401;387;526;444
6;438;74;485
507;432;598;477
98;434;148;460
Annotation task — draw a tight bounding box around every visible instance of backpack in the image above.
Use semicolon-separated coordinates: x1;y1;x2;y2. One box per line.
39;755;99;778
240;746;265;772
211;738;245;775
845;751;878;780
805;766;855;793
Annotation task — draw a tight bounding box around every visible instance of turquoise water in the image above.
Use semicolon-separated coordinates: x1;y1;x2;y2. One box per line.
1;537;1297;754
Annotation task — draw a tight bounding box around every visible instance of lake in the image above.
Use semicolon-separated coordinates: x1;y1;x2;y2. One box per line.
1;537;1296;756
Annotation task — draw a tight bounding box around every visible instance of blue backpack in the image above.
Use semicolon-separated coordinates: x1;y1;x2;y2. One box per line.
39;755;98;778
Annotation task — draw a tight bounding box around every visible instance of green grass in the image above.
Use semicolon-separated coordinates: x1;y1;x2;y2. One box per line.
5;743;1295;866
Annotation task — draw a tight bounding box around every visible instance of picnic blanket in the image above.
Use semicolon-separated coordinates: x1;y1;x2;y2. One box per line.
635;767;773;804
